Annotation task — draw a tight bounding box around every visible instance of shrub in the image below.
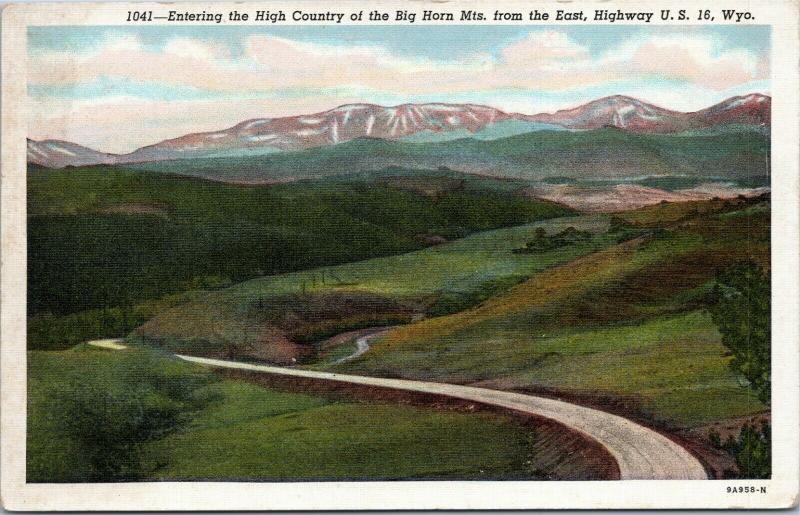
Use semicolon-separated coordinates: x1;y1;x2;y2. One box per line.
722;423;771;479
607;216;633;233
709;262;771;404
46;352;220;481
513;226;592;254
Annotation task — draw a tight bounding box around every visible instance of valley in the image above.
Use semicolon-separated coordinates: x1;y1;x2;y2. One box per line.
26;93;772;482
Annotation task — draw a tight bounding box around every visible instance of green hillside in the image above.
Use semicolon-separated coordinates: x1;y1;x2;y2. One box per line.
132;214;614;363
337;199;770;428
28;166;570;349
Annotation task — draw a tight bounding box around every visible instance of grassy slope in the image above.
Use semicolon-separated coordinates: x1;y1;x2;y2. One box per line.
336;200;770;428
28;346;541;481
127;128;769;183
152;382;536;480
28;166;570;349
134;215;615;361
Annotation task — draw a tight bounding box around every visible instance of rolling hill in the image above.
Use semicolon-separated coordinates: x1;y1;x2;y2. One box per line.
128;195;770;430
27;166;571;349
335;198;771;429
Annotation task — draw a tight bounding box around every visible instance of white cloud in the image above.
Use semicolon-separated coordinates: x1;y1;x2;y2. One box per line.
598;34;761;90
163;38;229;61
30;30;764;94
501;31;590;64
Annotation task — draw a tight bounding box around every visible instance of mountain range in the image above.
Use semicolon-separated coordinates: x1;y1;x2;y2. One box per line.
28;93;770;169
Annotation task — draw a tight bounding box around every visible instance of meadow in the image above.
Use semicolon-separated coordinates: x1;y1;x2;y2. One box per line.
27;345;549;481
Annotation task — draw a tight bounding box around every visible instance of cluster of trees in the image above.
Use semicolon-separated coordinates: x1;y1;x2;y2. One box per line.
708;261;771;479
513;226;592;254
28;292;195;351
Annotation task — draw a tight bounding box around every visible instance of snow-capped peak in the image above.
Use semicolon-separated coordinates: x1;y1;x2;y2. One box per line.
715;93;770;110
27;94;771;168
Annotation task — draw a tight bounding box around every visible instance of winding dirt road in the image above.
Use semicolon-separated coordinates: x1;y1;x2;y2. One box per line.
177;354;708;480
333;330;389;364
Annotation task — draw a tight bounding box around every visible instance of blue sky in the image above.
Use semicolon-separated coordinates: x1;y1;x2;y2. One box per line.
28;25;770;60
27;25;770;152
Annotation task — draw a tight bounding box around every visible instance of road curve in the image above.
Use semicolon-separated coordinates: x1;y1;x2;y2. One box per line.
333;330;389;364
177;354;708;480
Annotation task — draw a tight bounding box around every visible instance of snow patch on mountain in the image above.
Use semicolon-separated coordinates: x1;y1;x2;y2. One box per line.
27;94;771;168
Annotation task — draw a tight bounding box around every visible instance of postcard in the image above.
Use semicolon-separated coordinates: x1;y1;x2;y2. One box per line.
1;0;798;510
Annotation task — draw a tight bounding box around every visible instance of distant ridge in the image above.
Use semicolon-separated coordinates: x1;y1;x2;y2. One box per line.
529;93;770;132
28;94;771;169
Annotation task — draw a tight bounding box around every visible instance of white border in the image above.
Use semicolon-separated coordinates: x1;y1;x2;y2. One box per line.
1;0;798;510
